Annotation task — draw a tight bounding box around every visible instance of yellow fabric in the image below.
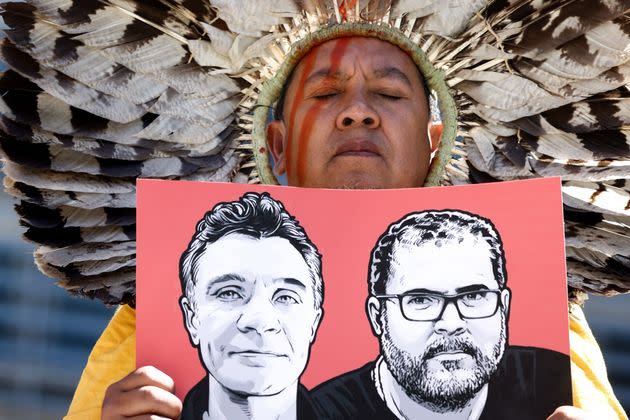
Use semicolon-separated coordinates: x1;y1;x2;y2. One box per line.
569;303;628;420
64;305;136;420
66;304;627;419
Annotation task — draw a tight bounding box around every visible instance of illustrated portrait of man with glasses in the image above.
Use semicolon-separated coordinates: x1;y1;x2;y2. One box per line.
311;210;572;419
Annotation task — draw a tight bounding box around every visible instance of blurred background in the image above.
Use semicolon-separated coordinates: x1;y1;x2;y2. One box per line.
0;178;113;419
0;174;628;419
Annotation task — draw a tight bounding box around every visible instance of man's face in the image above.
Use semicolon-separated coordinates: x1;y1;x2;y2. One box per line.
267;37;433;189
368;236;510;411
180;234;322;395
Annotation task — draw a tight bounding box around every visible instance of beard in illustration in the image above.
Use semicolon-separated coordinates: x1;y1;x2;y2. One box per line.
381;309;507;412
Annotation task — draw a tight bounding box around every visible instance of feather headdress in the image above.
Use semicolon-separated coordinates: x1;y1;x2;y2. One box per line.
0;0;628;305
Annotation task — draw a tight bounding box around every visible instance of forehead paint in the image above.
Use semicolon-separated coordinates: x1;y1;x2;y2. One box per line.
295;38;350;184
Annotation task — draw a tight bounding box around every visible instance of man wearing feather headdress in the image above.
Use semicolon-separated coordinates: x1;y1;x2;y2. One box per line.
0;0;624;419
97;33;619;420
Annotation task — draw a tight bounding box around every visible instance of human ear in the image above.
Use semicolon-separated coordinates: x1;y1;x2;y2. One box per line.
267;120;287;176
367;296;384;337
500;287;511;317
309;308;324;343
180;296;200;347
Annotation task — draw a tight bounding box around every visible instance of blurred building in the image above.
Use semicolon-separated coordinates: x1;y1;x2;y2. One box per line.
0;182;113;420
584;295;630;414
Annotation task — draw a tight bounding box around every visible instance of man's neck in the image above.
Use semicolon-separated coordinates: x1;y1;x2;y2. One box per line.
375;357;488;420
205;376;298;420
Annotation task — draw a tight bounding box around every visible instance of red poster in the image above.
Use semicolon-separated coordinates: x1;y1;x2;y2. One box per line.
137;178;571;419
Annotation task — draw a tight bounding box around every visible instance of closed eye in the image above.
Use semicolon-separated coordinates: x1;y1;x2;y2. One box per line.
377;91;403;100
312;91;339;100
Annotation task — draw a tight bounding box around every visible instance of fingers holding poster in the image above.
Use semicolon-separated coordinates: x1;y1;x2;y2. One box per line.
136;178;571;420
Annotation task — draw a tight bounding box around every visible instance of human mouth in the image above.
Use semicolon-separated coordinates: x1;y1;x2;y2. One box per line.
334;140;381;158
229;350;287;358
229;349;288;367
430;351;471;361
424;339;477;361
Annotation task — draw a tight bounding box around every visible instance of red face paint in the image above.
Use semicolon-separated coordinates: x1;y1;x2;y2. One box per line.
286;48;319;180
295;102;325;184
295;38;350;184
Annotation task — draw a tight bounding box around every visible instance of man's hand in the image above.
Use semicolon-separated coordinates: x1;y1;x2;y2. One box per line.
102;365;182;420
547;406;596;420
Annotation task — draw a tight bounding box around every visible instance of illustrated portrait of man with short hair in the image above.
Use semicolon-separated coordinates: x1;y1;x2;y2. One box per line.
177;192;323;420
311;209;572;419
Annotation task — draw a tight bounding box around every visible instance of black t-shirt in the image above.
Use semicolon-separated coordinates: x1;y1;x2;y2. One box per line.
181;376;318;420
310;346;572;420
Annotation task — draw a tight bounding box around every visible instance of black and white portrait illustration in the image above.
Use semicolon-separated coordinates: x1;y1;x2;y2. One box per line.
310;210;572;419
137;181;573;420
177;192;323;420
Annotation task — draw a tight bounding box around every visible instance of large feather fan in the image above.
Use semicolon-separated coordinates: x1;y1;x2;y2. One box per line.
0;0;628;305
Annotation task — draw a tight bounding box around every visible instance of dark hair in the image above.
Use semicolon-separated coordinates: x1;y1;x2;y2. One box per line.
368;210;507;295
179;192;323;309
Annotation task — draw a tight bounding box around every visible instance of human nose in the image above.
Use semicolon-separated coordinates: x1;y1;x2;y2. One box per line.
433;300;466;336
336;89;380;130
236;296;281;335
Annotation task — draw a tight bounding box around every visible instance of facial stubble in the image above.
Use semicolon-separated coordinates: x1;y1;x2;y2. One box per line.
381;308;507;413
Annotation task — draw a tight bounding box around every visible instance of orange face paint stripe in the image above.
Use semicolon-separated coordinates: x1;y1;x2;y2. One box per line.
286;47;319;180
296;38;351;184
295;102;325;184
